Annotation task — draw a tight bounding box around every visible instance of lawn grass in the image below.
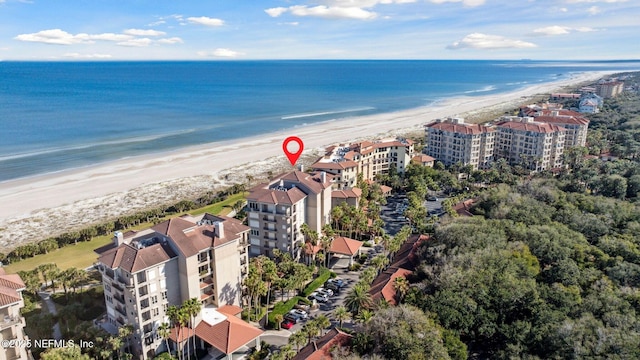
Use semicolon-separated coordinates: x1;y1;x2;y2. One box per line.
5;192;247;273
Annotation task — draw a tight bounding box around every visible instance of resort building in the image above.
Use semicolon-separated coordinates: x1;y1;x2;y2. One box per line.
596;80;624;98
246;171;332;259
518;109;590;148
424;117;495;170
411;154;436;167
310;137;415;189
0;269;29;360
494;117;566;171
96;213;251;359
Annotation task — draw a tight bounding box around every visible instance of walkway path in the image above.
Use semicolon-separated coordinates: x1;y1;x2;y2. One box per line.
38;291;62;340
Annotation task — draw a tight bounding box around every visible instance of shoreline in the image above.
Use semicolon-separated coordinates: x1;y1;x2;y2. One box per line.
0;70;619;250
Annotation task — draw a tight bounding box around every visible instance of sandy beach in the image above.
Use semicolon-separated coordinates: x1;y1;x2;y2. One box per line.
0;71;616;250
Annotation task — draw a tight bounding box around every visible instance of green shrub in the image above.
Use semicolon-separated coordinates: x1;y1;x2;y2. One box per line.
301;268;335;297
363;241;373;247
267;296;307;328
349;263;362;271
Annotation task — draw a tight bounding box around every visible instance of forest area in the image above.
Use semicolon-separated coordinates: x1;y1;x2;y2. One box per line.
344;73;640;360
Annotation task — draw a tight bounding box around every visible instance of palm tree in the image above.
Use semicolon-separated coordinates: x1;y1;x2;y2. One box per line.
371;254;389;274
393;277;410;304
355;309;374;324
333;306;351;328
288;330;306;352
184;298;201;357
274;314;284;330
279;344;296;360
344;284;373;315
158;322;171;355
302;320;321;344
167;305;187;360
315;315;331;336
118;324;134;359
37;263;57;289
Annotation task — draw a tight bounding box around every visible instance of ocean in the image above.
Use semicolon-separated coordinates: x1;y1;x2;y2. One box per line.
1;60;639;182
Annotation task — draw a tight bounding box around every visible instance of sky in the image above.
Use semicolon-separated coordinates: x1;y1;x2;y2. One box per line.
0;0;638;60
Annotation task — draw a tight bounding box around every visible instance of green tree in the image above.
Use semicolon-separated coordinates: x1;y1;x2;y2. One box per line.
334;306;351;328
41;345;91;360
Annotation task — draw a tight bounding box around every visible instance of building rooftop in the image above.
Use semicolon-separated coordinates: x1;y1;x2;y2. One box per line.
330;236;363;256
331;188;362;199
534;115;589;126
292;328;353;360
98;241;177;273
496;120;566;133
412;154;436;164
426;121;494;135
194;305;263;355
312;137;413;168
0;270;25;308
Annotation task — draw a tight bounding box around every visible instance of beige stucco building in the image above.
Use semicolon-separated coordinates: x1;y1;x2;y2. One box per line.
311;138;414;189
424;118;495;170
97;213;250;359
494;117;566;171
246;171;332;259
0;269;30;360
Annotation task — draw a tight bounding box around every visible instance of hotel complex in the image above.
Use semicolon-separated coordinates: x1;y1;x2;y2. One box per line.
246;171;333;258
425;113;580;171
424;118;495;170
0;270;29;360
97;213;256;359
310;138;415;189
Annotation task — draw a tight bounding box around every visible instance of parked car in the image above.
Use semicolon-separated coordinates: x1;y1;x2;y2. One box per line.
284;314;298;323
317;288;334;297
294;303;310;312
289;309;309;320
324;282;339;292
427;195;438;201
310;292;329;302
327;278;345;288
281;319;295;329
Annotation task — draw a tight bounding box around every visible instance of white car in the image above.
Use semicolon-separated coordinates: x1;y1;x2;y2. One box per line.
310;292;329;302
317;287;334;296
288;309;308;320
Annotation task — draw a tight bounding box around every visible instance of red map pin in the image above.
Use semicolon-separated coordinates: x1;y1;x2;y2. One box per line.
283;136;304;166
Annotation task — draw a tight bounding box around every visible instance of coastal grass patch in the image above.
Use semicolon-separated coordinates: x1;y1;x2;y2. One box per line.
5;193;248;273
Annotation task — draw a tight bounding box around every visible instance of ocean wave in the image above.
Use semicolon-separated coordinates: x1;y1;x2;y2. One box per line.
281;107;375;120
464;85;497;94
0;128;198;162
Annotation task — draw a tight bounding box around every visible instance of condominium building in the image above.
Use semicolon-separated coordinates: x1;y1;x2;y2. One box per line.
596;80;624;98
424;118;495;170
97;213;250;359
494;117;566;171
246;171;332;258
311;138;414;189
0;269;29;360
518;109;590;148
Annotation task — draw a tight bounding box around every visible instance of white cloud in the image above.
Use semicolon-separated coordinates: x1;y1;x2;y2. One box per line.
63;52;112;59
587;6;601;14
430;0;486;7
197;48;244;58
323;0;415;5
117;38;153;47
15;29;90;45
157;37;183;44
84;33;132;41
187;16;225;27
265;7;288;17
560;7;568;11
448;33;537;50
147;20;166;27
289;5;377;19
123;29;166;37
531;25;571;36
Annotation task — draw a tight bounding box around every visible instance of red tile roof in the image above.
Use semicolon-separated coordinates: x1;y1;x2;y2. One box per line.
217;304;243;316
195;312;263;354
369;267;413;306
452;199;476;217
98;242;176;273
292;328;353;360
496;121;566;133
426;122;494;135
0;272;25;307
533;115;589;126
331;188;362;199
169;326;193;343
412;154;436;164
311;160;358;171
329;236;363;256
246;185;307;205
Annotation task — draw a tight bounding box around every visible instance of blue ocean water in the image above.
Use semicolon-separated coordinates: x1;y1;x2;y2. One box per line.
1;60;639;182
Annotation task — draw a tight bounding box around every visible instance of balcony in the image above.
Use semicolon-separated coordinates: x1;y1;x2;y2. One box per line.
0;315;22;330
200;277;214;289
112;282;124;292
262;216;276;222
240;258;247;266
115;306;127;316
114;294;125;304
117;317;126;326
200;289;214;301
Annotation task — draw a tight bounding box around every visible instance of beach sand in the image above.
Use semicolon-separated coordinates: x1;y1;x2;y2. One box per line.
0;71;613;250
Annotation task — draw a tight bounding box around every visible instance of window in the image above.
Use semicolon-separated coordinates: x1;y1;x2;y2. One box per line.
105;284;111;292
151;295;158;304
152;308;159;317
147;270;156;280
198;252;208;263
106;296;112;303
162;291;167;300
137;272;146;283
250;229;259;236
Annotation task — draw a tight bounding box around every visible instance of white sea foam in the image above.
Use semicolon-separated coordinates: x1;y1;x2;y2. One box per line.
0;128;197;162
281;107;375;120
464;85;497;94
